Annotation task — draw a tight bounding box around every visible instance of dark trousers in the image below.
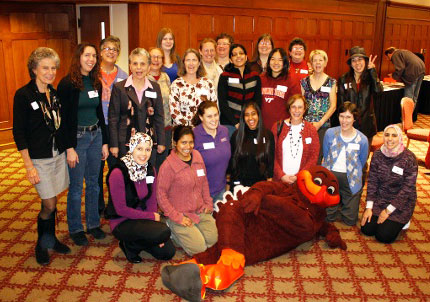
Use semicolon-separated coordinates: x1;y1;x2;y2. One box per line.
98;153;118;214
361;215;405;243
112;219;175;260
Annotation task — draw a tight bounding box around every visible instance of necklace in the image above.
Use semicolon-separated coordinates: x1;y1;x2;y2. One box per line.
288;122;304;158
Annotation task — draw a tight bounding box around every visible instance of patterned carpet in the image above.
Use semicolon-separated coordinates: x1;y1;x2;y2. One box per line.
0;115;430;302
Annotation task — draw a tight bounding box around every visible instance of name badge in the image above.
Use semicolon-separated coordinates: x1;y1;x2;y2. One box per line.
392;166;403;175
146;176;154;184
228;77;240;84
88;90;99;98
320;86;331;93
203;142;215;149
31;101;39;110
197;169;205;177
233;181;240;185
254;138;258;144
116;78;124;82
300;69;308;74
276;85;287;92
145;91;157;98
221;137;227;142
348;143;360;151
305;137;312;144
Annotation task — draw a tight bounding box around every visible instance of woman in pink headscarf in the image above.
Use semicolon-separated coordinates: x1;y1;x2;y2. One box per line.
361;124;418;243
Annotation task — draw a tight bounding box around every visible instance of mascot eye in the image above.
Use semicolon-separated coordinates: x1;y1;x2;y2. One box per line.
327;186;336;195
313;177;323;185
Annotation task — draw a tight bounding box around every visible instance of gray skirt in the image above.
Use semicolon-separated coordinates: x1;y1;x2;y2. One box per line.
31;150;69;199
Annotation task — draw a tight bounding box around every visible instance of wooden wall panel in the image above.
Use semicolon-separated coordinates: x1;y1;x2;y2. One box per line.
0;3;76;148
381;3;430;78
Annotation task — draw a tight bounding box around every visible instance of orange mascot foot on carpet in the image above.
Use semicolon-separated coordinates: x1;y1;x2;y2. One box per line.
161;166;347;302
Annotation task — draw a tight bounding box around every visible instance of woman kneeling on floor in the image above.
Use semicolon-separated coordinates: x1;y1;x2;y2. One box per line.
361;124;418;243
106;133;175;263
157;125;218;256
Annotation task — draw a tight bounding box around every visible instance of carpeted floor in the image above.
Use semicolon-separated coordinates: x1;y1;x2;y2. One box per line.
0;115;429;302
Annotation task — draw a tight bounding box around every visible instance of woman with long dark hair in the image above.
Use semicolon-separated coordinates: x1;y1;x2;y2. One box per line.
337;46;382;142
58;43;109;246
229;101;274;188
260;48;300;130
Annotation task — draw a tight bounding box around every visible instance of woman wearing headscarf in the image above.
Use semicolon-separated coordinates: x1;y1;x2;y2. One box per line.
361;125;418;243
106;132;175;263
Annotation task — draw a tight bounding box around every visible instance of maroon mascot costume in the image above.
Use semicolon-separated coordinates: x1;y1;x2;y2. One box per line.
162;166;347;301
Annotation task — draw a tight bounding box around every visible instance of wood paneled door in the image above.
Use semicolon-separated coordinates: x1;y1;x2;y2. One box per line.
79;6;110;47
0;2;76;148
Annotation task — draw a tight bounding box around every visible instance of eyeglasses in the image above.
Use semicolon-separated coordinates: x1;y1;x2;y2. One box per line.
102;47;119;53
292;47;304;51
202;49;215;54
217;42;230;47
151;55;163;60
259;40;272;46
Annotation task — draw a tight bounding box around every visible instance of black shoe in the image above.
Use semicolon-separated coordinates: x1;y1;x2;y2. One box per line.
70;231;89;246
87;227;106;240
53;239;71;254
35;244;50;265
119;241;142;263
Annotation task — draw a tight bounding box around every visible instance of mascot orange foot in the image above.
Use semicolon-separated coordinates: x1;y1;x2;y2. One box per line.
162;166;347;302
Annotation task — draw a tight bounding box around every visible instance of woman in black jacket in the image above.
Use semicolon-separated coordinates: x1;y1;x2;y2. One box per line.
336;46;383;143
13;47;70;265
57;43;109;246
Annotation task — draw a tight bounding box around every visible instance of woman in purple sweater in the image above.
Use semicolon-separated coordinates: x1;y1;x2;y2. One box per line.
106;133;175;263
361;125;418;243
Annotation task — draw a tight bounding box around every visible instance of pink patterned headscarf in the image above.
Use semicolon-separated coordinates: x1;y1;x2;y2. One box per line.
380;124;405;157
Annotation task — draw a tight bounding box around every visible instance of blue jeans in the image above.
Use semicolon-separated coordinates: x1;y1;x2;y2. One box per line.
404;75;424;104
67;128;102;234
211;188;226;205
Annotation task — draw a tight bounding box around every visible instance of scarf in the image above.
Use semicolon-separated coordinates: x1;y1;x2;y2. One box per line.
32;81;61;134
380;124;405;158
121;132;153;182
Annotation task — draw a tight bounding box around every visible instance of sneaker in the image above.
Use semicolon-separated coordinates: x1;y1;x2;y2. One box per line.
87;227;106;240
70;231;89;246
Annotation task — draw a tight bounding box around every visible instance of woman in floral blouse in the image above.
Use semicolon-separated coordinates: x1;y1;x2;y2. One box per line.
301;49;336;164
169;48;217;126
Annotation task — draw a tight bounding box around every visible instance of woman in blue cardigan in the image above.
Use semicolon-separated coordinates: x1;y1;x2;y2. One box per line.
322;102;368;226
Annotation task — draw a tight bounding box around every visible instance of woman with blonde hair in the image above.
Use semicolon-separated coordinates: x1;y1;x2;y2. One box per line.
156;28;182;83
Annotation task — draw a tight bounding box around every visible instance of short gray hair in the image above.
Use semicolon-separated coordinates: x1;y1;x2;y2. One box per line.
128;48;151;65
27;47;60;79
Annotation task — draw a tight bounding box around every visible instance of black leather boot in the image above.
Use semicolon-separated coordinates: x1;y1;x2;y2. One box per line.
49;210;71;254
36;216;50;265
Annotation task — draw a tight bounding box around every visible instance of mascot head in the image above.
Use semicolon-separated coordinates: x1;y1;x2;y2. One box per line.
297;166;340;208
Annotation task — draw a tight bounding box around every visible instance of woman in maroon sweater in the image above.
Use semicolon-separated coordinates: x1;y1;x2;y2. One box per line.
271;94;319;183
260;48;300;130
106;133;175;263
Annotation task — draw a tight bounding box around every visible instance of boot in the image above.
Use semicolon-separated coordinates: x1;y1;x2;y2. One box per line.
119;241;142;263
35;216;50;265
49;210;71;254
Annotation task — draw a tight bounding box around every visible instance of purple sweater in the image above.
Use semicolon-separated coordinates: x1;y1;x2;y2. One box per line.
366;149;418;224
108;168;157;231
193;124;231;196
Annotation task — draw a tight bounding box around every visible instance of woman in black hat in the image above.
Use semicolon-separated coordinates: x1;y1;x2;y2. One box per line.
336;46;383;143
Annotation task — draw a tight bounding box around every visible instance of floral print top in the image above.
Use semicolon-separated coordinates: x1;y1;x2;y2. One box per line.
169;77;217;126
301;76;336;128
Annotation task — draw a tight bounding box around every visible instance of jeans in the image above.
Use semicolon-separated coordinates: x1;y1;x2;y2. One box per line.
211;188;226;205
404;75;424;104
67;128;102;234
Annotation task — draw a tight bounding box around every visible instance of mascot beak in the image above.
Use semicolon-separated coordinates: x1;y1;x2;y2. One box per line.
297;169;340;208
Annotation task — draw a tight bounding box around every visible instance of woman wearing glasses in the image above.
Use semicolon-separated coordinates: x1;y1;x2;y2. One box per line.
249;34;274;74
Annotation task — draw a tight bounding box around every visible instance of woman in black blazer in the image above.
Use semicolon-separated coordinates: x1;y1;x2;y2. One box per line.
57;43;108;247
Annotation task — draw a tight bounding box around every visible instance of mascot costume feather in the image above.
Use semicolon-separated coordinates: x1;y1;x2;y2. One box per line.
161;166;347;301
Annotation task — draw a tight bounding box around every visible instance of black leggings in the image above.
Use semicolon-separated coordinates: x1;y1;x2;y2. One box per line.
361;215;405;243
112;219;175;260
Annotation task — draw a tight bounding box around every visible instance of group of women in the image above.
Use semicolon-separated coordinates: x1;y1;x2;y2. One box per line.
13;28;418;266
